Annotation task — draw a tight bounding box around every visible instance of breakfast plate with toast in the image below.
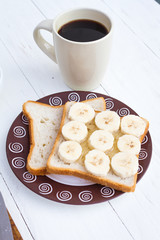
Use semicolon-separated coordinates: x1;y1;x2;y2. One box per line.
6;91;152;205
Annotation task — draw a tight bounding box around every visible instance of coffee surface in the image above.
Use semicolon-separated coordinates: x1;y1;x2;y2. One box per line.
58;19;108;42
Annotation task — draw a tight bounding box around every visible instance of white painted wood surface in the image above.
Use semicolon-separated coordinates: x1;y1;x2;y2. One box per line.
0;0;160;239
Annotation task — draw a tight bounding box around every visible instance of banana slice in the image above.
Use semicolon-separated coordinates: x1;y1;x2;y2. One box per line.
62;120;88;143
111;152;138;178
85;149;110;177
88;130;114;152
68;102;95;124
95;111;120;133
58;141;82;163
121;115;146;138
117;134;141;155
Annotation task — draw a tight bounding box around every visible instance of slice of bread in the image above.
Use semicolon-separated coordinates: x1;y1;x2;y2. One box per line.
23;97;106;175
23;101;63;175
47;101;149;192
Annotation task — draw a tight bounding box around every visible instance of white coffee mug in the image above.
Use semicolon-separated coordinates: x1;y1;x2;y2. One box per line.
33;8;113;90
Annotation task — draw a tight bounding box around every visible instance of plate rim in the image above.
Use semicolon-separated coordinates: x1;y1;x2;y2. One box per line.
6;91;152;205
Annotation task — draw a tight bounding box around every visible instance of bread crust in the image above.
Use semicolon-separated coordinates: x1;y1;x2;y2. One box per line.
23;98;106;175
23;101;63;175
47;102;149;192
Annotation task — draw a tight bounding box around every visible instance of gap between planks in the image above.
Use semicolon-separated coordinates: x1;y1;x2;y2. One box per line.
108;201;135;240
0;38;40;99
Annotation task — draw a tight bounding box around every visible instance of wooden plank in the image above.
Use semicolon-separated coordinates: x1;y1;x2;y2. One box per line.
0;175;34;240
0;39;39;239
103;0;160;58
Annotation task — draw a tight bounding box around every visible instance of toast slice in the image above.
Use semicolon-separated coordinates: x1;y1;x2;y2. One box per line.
47;101;149;192
23;97;106;175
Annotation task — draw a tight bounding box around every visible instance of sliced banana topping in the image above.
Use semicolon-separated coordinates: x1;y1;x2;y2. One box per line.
62;120;88;143
68;102;95;124
117;134;141;155
58;141;82;163
88;130;114;152
95;111;120;133
111;152;139;178
121;115;146;138
85;150;110;177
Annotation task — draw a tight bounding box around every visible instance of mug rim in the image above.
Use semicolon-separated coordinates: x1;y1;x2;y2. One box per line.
53;8;113;45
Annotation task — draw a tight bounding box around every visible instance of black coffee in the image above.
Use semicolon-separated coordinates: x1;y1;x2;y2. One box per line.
58;19;108;42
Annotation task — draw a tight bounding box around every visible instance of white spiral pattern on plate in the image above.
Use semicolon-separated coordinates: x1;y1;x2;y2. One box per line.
56;191;72;201
78;190;93;202
141;135;148;145
12;157;25;169
22;114;29;125
49;96;62;106
139;148;148;160
68;92;80;102
117;107;130;117
100;187;115;198
13;126;26;138
137;165;143;174
23;171;37;183
105;98;114;110
39;183;53;195
86;93;97;99
9;142;23;153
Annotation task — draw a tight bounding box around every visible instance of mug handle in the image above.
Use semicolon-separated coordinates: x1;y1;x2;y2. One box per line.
33;19;57;63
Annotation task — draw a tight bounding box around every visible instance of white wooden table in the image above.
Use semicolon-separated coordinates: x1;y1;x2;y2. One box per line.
0;0;160;239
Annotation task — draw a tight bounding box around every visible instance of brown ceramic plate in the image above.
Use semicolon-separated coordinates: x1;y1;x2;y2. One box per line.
6;91;152;205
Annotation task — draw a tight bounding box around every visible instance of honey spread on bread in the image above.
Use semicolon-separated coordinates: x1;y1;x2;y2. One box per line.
47;101;149;192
